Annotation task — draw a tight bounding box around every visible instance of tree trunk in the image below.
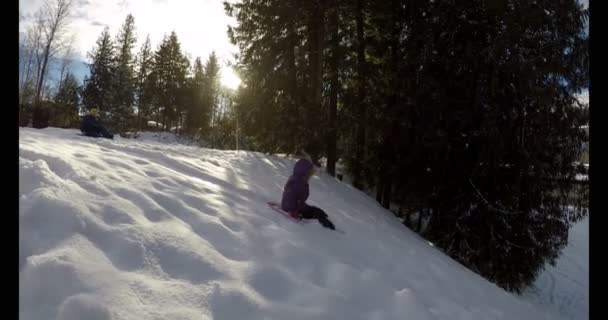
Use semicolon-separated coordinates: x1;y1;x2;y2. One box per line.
35;42;52;106
353;0;367;190
287;20;299;148
34;42;52;129
305;0;324;162
314;2;323;107
19;43;31;103
378;5;401;211
382;177;392;209
405;207;412;227
326;4;339;177
376;177;384;203
20;40;37;105
137;103;142;133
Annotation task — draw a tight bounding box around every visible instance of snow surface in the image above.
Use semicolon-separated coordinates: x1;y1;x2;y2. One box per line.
132;131;197;146
522;217;589;320
20;127;559;320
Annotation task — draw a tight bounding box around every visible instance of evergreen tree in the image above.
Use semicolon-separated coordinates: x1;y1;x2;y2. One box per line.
210;88;238;149
324;0;346;176
113;13;137;132
225;0;310;153
52;71;80;128
392;0;589;292
135;35;154;131
82;27;116;120
184;57;209;137
150;32;189;133
301;0;325;162
350;0;369;189
204;52;221;143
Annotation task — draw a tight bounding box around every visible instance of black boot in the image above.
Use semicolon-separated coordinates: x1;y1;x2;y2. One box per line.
318;216;336;230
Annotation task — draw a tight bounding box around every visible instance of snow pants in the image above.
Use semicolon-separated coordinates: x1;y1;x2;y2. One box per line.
83;126;114;140
299;206;336;230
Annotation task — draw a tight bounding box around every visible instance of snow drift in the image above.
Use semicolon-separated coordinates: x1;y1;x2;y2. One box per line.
20;127;561;320
522;216;588;320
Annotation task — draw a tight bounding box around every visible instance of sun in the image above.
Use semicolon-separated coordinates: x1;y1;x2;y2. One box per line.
220;67;242;90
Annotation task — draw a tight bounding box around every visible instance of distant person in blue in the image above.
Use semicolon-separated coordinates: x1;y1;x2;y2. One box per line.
281;158;336;230
80;108;114;139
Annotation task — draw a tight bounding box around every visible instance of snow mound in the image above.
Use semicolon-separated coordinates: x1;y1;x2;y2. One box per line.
522;217;588;320
20;127;557;320
130;131;195;146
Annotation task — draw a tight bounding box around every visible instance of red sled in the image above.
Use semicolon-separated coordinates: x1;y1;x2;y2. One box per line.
267;202;310;223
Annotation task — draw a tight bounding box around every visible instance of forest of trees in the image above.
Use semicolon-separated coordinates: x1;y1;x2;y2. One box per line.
19;2;232;148
224;0;589;293
19;0;589;294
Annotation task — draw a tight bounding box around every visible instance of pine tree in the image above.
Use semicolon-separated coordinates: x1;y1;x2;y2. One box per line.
225;0;310;153
52;71;80;128
351;0;368;190
150;32;189;133
324;0;342;176
113;13;138;132
82;27;116;120
177;54;191;136
301;0;325;162
184;57;209;138
393;0;589;292
211;88;238;149
366;0;408;208
135;35;153;132
150;36;168;130
204;52;221;143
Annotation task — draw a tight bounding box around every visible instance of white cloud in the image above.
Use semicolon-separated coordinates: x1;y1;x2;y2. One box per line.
19;0;45;12
90;20;107;27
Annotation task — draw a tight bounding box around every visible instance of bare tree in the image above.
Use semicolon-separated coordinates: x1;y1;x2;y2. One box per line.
33;11;46;99
33;0;74;106
19;23;43;105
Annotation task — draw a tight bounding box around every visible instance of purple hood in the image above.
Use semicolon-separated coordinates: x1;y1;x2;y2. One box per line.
292;158;314;179
281;159;314;212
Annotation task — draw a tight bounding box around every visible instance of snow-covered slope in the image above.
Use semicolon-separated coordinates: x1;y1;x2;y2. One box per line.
522;216;589;320
132;131;192;145
20;127;558;320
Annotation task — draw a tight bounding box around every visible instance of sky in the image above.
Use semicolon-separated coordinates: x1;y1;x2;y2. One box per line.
19;0;241;89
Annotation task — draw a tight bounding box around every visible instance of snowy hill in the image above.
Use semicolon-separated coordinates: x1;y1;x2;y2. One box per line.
20;127;559;320
522;216;588;320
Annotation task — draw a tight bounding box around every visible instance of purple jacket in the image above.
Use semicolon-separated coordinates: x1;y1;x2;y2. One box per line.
281;159;314;212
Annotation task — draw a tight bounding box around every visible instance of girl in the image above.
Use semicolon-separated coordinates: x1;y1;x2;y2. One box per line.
281;158;336;230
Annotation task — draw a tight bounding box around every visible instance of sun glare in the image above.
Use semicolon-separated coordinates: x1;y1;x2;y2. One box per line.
221;68;242;90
